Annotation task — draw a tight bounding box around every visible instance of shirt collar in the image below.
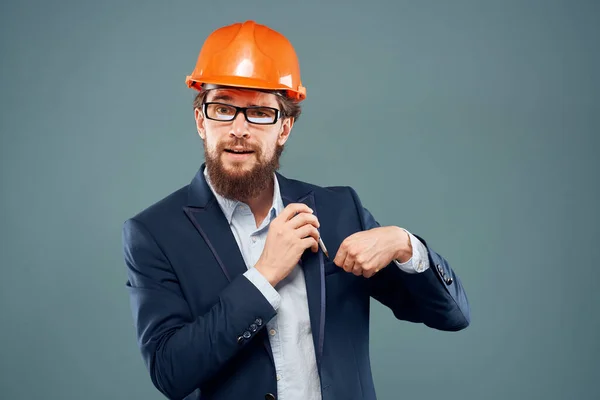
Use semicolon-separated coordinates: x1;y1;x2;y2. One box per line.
203;167;283;224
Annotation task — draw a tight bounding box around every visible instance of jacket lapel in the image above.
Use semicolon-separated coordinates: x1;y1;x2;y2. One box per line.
183;165;277;365
183;165;248;282
277;173;326;370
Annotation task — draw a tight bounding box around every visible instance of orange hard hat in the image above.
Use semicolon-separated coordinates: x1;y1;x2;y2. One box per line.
185;20;306;101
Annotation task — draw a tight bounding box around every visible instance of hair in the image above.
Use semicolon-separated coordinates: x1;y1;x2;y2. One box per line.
192;85;302;122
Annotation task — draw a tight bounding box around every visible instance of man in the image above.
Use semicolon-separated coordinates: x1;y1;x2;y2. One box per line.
123;20;470;400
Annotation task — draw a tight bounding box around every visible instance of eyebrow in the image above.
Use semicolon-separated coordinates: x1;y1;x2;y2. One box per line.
209;93;266;107
210;94;234;103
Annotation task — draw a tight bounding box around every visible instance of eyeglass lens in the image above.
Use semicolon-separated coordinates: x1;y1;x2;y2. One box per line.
205;103;278;124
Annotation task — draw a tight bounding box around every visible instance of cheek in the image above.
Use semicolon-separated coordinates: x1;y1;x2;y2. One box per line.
260;130;282;154
203;128;226;150
203;136;221;155
259;141;277;158
204;123;228;141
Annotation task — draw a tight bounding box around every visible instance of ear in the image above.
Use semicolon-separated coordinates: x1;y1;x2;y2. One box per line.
194;108;206;140
277;117;294;146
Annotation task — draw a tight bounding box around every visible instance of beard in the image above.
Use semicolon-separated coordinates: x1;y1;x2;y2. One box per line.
203;138;284;202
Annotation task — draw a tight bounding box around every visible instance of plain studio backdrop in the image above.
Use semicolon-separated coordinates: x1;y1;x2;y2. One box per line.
1;0;598;399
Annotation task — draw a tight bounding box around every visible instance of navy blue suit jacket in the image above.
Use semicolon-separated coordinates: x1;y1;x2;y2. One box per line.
122;165;470;400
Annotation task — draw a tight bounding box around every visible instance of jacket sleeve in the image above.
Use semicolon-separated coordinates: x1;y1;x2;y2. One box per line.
347;186;471;331
122;218;277;399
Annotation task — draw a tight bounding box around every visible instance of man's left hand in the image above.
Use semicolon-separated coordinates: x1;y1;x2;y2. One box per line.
332;226;412;278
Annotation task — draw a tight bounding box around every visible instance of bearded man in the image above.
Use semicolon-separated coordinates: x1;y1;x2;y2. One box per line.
122;20;470;400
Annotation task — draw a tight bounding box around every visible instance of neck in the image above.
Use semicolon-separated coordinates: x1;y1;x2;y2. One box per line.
245;176;275;228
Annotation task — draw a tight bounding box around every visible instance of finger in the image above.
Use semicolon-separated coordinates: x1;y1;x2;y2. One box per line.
280;203;313;221
301;237;319;253
296;224;320;242
342;255;354;273
288;212;319;230
311;239;319;252
362;268;377;279
351;263;363;276
296;224;319;252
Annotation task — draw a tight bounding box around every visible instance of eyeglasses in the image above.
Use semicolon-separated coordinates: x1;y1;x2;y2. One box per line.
202;102;281;125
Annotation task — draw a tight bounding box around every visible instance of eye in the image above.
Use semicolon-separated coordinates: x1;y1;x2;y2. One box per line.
247;107;276;118
216;106;234;115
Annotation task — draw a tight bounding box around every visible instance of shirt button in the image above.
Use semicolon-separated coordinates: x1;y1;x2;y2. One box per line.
251;236;257;243
276;374;281;381
269;329;277;336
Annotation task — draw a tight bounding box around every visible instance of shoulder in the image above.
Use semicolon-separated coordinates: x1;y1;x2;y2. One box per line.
278;174;362;205
123;184;189;230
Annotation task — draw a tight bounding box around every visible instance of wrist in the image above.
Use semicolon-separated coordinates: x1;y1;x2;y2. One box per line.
392;226;412;263
254;262;279;287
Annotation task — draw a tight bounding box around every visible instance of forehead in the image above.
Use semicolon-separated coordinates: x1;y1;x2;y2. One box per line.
206;88;279;108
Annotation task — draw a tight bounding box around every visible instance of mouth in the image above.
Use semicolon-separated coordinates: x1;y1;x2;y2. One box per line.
222;147;256;161
224;148;254;154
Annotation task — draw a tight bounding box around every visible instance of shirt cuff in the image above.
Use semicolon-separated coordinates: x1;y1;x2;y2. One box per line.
393;229;430;274
243;268;281;310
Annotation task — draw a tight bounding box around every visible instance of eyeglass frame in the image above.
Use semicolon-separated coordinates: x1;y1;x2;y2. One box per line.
201;102;282;125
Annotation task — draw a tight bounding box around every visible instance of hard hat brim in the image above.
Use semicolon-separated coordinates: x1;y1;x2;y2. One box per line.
185;75;306;101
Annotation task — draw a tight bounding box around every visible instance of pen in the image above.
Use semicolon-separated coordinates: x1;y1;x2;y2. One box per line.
318;236;329;259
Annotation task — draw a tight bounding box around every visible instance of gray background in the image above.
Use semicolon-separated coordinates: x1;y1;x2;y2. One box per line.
1;0;599;399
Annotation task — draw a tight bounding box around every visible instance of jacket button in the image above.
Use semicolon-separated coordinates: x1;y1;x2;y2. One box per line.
265;393;276;400
249;323;258;332
243;331;251;339
255;318;263;326
445;276;453;285
436;264;443;273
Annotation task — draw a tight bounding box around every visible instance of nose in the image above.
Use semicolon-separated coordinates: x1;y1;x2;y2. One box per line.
229;111;249;138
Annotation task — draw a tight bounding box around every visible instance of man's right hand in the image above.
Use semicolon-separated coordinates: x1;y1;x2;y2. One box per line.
254;203;320;286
